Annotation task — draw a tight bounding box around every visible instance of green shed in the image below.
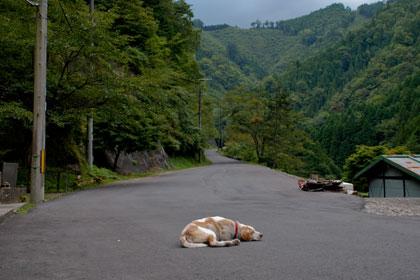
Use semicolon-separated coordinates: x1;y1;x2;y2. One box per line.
355;155;420;197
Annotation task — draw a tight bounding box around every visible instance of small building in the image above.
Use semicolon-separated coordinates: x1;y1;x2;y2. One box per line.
355;155;420;197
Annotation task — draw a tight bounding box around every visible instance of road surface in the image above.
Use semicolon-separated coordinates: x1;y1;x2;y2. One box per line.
1;150;419;279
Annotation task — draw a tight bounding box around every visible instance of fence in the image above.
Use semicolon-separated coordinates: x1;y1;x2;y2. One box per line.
17;166;80;193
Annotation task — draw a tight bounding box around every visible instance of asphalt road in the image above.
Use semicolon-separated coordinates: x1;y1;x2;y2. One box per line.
1;150;420;280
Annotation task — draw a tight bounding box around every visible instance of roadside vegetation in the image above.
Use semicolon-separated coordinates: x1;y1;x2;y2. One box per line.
15;155;209;195
2;0;419;198
1;0;215;193
15;154;209;214
198;0;420;191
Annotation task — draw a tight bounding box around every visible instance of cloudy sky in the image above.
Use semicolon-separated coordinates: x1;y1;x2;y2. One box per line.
186;0;382;28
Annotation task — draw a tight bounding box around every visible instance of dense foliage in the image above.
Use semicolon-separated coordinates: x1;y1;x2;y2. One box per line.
0;0;207;169
250;3;383;33
277;0;420;166
342;145;410;192
197;0;419;181
195;2;385;178
3;0;419;187
221;86;340;178
196;3;377;97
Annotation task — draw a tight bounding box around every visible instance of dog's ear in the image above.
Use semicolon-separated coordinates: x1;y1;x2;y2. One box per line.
240;227;252;241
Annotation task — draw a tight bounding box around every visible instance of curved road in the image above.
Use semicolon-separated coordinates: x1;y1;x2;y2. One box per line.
1;150;420;279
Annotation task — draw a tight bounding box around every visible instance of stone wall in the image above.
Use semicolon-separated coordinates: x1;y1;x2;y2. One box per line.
0;188;26;204
96;148;174;175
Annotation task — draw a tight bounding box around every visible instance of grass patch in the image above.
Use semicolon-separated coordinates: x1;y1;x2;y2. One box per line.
358;192;369;197
15;202;36;215
16;193;64;214
15;155;210;215
170;155;211;170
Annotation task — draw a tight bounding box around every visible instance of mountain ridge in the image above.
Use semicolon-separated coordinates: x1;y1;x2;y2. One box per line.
196;2;384;97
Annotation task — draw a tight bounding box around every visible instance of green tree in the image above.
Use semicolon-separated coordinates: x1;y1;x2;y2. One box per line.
0;0;204;169
343;145;410;192
223;87;267;161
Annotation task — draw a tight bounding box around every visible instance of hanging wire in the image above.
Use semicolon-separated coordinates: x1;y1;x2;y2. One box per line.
57;0;73;32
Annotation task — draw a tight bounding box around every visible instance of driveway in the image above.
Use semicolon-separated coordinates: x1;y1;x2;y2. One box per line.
1;150;419;279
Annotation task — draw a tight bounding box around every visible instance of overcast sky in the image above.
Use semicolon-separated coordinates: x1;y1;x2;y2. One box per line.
186;0;382;28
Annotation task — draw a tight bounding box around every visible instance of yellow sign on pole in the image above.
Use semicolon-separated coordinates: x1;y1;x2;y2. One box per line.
40;150;45;174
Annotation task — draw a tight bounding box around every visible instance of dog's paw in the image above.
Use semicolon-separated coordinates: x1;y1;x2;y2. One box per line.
232;239;241;245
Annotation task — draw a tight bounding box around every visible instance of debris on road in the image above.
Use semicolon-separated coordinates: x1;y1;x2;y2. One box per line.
298;179;344;192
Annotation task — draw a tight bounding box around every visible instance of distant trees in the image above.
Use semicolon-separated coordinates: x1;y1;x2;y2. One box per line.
250;19;275;29
221;86;339;177
250;3;385;32
202;24;230;31
197;2;374;99
343;145;410;192
276;0;420;168
193;19;204;29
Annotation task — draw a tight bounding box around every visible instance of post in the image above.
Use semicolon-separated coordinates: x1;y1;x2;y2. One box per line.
87;114;94;167
31;0;48;204
198;85;203;163
198;85;202;130
65;169;69;193
57;172;60;193
87;0;94;168
218;108;222;150
89;0;94;14
197;78;211;163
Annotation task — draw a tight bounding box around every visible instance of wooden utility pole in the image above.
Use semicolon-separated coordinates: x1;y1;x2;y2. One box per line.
169;75;211;163
197;78;211;163
198;86;202;129
89;0;94;14
197;78;211;129
218;107;223;150
31;0;48;203
87;0;94;168
87;112;93;167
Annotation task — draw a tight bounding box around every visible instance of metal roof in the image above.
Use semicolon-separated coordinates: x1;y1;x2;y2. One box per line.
355;155;420;181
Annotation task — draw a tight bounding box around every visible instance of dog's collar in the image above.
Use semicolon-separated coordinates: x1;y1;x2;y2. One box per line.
234;221;239;239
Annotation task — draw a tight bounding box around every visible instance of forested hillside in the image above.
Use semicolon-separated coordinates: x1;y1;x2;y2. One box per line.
275;0;420;165
196;0;419;179
196;3;383;96
0;0;208;170
2;0;418;185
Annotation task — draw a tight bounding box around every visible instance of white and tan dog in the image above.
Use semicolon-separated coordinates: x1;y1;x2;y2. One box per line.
179;216;263;248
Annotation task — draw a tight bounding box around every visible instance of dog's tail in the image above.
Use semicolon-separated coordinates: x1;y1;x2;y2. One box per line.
179;235;208;248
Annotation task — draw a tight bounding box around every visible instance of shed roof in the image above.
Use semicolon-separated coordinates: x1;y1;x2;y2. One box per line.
355;155;420;181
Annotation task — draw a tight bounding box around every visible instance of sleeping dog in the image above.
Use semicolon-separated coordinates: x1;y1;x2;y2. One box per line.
179;216;263;248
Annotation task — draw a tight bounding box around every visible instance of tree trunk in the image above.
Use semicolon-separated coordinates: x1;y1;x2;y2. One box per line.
113;148;121;171
251;134;260;161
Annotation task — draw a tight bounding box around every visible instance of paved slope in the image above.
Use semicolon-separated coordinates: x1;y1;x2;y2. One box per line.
1;150;419;279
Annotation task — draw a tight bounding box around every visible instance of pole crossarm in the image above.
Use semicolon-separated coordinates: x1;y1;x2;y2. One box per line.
170;74;212;84
24;0;42;6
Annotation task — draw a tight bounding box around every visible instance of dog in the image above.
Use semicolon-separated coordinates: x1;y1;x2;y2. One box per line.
179;216;263;248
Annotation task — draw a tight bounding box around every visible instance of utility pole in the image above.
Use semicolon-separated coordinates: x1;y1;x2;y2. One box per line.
198;86;202;129
218;107;223;151
197;78;211;128
87;0;94;168
87;111;93;167
170;75;211;163
89;0;94;14
197;78;211;163
30;0;48;203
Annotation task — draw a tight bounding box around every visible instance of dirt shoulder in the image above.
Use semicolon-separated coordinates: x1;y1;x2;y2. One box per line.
364;198;420;217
